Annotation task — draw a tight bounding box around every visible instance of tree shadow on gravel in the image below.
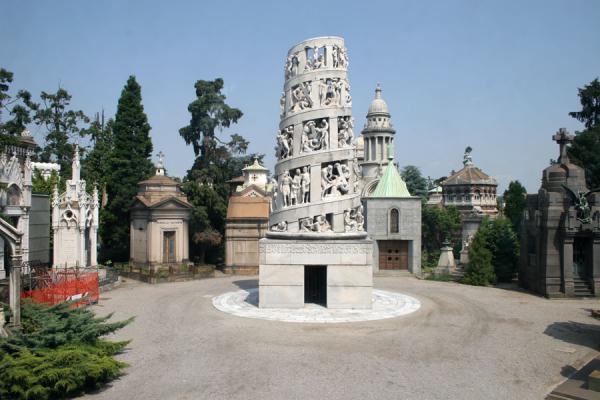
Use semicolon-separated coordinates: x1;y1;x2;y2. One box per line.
544;320;600;351
232;279;258;290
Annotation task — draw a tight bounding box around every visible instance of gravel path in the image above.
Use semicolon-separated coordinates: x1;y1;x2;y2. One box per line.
86;276;600;400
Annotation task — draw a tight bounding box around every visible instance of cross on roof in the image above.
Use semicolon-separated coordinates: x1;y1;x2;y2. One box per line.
552;128;574;164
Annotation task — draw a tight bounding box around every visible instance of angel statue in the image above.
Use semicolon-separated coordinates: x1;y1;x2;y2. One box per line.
562;184;600;224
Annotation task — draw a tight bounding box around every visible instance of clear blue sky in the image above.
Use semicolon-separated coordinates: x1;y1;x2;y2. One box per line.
2;0;600;193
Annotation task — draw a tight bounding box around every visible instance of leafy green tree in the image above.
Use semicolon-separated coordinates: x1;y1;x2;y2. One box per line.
421;204;462;267
100;76;153;262
488;217;520;282
0;68;37;147
179;78;254;263
503;180;527;235
462;217;520;285
462;230;495;286
31;170;60;195
401;165;428;198
568;78;600;188
33;88;89;180
82;111;114;200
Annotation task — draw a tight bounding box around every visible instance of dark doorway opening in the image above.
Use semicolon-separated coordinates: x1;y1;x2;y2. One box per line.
304;265;327;306
573;237;592;280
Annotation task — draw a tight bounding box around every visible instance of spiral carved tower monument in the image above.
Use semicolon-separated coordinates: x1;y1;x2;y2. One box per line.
259;37;373;309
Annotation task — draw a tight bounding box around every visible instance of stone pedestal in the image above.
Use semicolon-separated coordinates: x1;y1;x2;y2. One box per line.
436;244;456;274
259;235;373;309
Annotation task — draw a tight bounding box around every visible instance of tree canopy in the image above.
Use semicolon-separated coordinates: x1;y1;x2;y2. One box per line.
179;78;258;263
0;68;37;147
401;165;428;198
33;88;90;180
502;180;527;235
568;78;600;188
100;76;153;262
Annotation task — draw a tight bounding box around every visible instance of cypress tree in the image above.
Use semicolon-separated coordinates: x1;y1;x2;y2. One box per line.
100;76;153;262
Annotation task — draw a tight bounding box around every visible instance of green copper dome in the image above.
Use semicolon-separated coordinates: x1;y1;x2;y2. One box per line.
370;145;412;198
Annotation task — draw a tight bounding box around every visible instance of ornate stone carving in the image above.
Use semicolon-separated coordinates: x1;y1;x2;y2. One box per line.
304;46;325;71
343;79;352;106
291;168;301;206
337;116;354;147
264;242;370;255
321;162;350;198
344;205;365;232
270;220;288;232
299;214;331;233
284;52;300;79
332;45;348;69
280;171;292;207
301;118;329;152
279;92;286;118
563;184;600;224
301;166;310;204
290;82;312;112
276;126;293;160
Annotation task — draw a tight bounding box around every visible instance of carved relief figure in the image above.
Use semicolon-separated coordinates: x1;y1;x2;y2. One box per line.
279;92;286;118
291;169;301;206
343;79;352;106
305;46;324;71
280;171;292;207
321;165;334;197
285;52;300;78
271;221;288;232
344;208;358;232
290;82;312;112
301;166;310;203
315;215;331;232
276;126;293;160
355;205;364;231
337;116;354;147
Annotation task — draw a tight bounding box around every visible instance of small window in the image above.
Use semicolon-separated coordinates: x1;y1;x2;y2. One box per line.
390;209;399;233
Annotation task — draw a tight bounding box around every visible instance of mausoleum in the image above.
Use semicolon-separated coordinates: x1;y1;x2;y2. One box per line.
130;153;191;269
520;129;600;297
364;147;421;274
224;158;271;274
52;145;99;268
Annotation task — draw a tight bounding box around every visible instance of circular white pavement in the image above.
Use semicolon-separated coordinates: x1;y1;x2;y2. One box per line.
212;288;421;323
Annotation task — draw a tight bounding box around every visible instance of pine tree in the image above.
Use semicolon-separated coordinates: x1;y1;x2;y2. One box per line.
100;76;153;262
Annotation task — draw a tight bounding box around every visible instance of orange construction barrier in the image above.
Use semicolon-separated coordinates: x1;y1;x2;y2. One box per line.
21;271;99;307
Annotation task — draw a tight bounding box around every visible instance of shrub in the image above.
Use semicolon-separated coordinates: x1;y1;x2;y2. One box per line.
0;300;132;399
462;230;495;286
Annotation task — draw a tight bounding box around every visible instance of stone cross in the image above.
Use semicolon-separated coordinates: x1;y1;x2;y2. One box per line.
157;151;165;168
552;128;574;164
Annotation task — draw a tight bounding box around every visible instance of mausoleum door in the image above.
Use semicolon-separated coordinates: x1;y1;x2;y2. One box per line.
378;240;409;270
163;231;176;263
573;237;592;280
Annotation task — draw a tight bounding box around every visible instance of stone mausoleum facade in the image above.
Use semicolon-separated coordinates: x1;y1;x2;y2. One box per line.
357;86;421;275
520;129;600;297
52;146;99;268
260;37;373;309
224;158;271;274
130;153;191;270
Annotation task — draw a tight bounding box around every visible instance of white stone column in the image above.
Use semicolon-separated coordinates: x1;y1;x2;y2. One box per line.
9;253;22;327
90;226;97;266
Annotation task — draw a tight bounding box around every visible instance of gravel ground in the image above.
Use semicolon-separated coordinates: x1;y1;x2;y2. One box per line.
85;276;600;400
